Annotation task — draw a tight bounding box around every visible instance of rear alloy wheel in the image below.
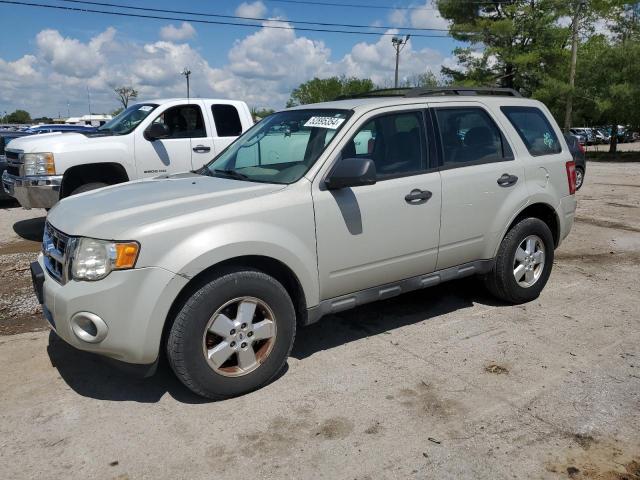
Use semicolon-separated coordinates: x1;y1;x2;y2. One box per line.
513;235;545;288
575;167;584;190
167;269;296;399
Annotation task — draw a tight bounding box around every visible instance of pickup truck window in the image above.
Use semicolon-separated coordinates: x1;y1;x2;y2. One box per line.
205;109;350;184
212;104;242;137
151;105;206;139
98;103;158;135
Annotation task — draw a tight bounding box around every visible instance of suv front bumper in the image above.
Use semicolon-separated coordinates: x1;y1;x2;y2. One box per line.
34;253;189;366
2;170;62;209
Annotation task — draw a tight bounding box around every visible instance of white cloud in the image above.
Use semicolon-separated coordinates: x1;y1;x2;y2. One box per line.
159;22;196;41
0;23;453;116
388;1;449;30
235;1;267;18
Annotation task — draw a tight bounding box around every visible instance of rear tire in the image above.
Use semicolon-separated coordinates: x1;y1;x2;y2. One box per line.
71;182;108;196
575;167;584;190
484;218;554;304
167;269;296;399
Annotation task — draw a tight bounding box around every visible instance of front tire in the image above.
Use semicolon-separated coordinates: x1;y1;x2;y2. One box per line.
167;269;296;399
484;218;554;304
71;182;108;196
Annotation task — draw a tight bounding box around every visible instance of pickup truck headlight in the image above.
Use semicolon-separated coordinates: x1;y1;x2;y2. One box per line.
70;237;140;281
21;152;55;176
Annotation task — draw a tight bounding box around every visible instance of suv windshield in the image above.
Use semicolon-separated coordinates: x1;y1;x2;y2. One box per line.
98;103;159;135
205;109;351;184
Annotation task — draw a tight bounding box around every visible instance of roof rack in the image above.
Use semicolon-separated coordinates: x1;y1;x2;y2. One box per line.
405;87;522;98
335;86;521;100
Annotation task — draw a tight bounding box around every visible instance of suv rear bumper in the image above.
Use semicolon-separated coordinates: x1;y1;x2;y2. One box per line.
558;194;577;244
36;253;188;366
2;170;62;209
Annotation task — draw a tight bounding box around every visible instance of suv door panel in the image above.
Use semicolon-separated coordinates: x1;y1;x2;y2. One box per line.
433;103;527;269
312;108;442;300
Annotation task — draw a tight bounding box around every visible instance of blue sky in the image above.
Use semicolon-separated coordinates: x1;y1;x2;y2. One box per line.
0;0;462;117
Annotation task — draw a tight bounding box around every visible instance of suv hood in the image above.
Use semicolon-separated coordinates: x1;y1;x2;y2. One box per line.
47;173;287;239
6;131;98;153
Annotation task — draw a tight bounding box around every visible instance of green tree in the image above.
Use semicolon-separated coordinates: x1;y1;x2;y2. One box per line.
250;107;275;119
6;109;32;124
32;116;54;124
437;0;572;94
287;76;374;106
401;70;443;88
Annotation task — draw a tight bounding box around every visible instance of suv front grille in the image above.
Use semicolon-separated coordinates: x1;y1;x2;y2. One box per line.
43;222;73;284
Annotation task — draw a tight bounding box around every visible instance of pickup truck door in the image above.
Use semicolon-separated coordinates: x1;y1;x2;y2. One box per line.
192;102;248;170
135;102;207;177
312;108;442;300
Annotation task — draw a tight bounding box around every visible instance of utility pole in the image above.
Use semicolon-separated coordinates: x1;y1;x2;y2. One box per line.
67;101;70;118
86;86;92;117
563;0;586;132
392;35;411;88
181;67;191;100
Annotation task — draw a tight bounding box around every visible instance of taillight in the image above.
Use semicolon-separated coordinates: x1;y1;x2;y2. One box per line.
577;142;585;154
566;160;577;195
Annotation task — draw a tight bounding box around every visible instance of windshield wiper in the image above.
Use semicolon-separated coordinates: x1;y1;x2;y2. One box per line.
214;168;249;180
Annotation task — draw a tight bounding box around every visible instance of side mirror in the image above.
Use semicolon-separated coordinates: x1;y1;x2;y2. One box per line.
325;157;376;190
144;123;170;141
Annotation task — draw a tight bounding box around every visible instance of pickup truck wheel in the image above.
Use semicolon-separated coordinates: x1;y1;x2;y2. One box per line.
575;167;584;190
71;182;108;195
166;269;296;399
484;218;554;304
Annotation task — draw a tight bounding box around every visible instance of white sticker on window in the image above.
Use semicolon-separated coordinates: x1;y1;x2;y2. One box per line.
139;105;153;112
304;116;345;129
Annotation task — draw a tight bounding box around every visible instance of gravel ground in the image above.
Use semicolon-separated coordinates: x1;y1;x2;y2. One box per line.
0;163;638;480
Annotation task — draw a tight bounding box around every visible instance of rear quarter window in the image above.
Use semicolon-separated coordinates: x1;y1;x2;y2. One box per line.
501;106;562;156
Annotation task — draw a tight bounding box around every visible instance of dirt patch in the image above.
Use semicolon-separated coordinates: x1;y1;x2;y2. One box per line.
606;202;639;209
485;364;509;374
546;437;640;480
398;382;459;418
594;183;640;188
0;251;46;335
314;417;354;440
575;216;640;234
0;239;41;256
555;250;640;265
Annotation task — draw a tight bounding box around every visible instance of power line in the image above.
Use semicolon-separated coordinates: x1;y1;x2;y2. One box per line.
0;0;452;37
265;0;514;10
58;0;452;32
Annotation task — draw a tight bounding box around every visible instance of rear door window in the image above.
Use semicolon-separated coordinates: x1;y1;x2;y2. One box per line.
212;104;243;137
434;107;513;167
501;106;561;156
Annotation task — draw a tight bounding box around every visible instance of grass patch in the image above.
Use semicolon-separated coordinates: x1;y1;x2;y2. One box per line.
587;151;640;162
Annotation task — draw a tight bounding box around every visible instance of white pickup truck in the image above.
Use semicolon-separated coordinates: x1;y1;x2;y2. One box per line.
2;98;254;209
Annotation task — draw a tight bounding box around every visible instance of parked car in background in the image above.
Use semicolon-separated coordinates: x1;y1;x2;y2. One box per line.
33;87;577;398
570;127;596;145
594;128;610;144
2;98;254;209
564;133;586;189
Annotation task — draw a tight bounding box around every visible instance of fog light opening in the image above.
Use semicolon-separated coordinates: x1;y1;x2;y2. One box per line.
71;312;108;343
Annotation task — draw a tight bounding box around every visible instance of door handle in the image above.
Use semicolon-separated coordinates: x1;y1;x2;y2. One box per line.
405;189;432;204
192;145;211;153
497;173;518;187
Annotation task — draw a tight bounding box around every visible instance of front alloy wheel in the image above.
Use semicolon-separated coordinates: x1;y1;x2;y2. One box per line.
203;297;277;377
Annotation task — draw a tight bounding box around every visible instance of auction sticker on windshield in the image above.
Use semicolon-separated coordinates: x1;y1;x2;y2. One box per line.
139;105;153;112
304;117;345;129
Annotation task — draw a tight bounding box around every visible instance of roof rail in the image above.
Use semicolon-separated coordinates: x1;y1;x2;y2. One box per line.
334;88;411;100
405;87;522;98
335;86;522;101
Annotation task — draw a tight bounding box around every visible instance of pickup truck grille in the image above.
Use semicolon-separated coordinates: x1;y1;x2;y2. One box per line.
6;166;19;176
43;222;73;284
5;150;20;162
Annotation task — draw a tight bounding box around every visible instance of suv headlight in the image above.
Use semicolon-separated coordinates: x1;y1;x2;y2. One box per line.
21;152;55;176
70;237;140;281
